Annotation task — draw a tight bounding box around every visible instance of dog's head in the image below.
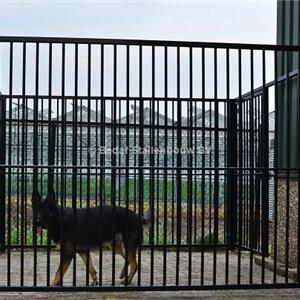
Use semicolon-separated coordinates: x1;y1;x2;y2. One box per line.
32;189;58;235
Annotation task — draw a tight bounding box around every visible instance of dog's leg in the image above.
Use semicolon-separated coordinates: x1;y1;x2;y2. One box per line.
78;252;98;286
121;248;137;285
115;242;128;280
52;256;72;286
119;262;129;280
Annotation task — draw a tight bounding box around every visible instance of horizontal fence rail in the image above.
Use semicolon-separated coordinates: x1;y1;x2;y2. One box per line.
0;36;299;291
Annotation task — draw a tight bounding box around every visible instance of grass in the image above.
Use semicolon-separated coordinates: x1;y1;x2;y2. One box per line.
9;225;48;246
7;176;225;204
6;197;225;249
7;225;221;250
5;177;226;249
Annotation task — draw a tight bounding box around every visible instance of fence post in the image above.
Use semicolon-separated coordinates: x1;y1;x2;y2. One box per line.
261;88;269;257
0;95;6;252
48;121;56;191
227;98;237;249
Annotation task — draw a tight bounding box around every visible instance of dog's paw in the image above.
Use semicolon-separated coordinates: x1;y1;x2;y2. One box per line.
51;281;60;287
91;280;99;286
120;279;131;285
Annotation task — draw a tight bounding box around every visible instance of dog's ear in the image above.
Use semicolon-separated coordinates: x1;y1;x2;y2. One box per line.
47;188;56;204
32;190;41;209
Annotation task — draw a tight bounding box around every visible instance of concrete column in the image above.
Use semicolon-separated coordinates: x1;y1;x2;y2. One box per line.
276;177;299;268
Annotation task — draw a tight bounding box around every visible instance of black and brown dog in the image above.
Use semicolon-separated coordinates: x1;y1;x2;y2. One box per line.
32;189;151;286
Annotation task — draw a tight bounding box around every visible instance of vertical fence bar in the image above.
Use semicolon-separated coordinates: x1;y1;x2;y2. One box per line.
138;44;144;286
171;101;176;245
156;98;160;247
193;96;198;247
99;43;105;286
48;123;56;201
243;77;246;244
133;98;137;216
149;45;155;286
59;42;66;286
249;49;255;285
237;48;243;285
285;50;291;284
286;0;294;281
227;49;238;251
175;46;182;286
20;42;26;287
200;47;205;286
72;42;78;287
111;44;117;286
0;94;6;253
261;50;269;261
163;45;168;286
124;44;130;286
24;92;28;247
213;47;219;286
208;103;212;246
47;121;56;285
32;42;39;287
86;42;92;286
39;87;44;249
46;42;53;287
7;41;13;286
79;94;82;211
225;48;230;286
273;47;279;285
254;93;260;251
225;47;235;285
171;101;175;247
16;97;20;249
187;46;193;286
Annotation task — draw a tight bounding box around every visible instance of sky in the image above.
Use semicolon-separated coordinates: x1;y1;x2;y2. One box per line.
0;1;277;44
0;0;278;117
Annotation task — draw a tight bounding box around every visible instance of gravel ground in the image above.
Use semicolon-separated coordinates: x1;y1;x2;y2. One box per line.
0;249;298;299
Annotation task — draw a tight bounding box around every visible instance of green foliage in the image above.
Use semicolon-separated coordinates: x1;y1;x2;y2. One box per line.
6;176;225;249
7;225;220;250
8;175;225;204
8;225;48;246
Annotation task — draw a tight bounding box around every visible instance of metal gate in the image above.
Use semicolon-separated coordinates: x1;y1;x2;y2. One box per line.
0;36;299;291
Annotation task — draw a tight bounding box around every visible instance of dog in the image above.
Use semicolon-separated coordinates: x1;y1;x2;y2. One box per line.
32;189;151;286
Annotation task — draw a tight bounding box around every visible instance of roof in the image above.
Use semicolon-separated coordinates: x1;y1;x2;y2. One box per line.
118;104;173;125
178;109;226;128
53;104;111;123
6;102;275;131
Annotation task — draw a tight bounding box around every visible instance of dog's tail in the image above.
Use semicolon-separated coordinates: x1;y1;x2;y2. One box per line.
142;208;152;229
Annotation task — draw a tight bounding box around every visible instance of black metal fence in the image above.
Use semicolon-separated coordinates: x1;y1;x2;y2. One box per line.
0;36;299;291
